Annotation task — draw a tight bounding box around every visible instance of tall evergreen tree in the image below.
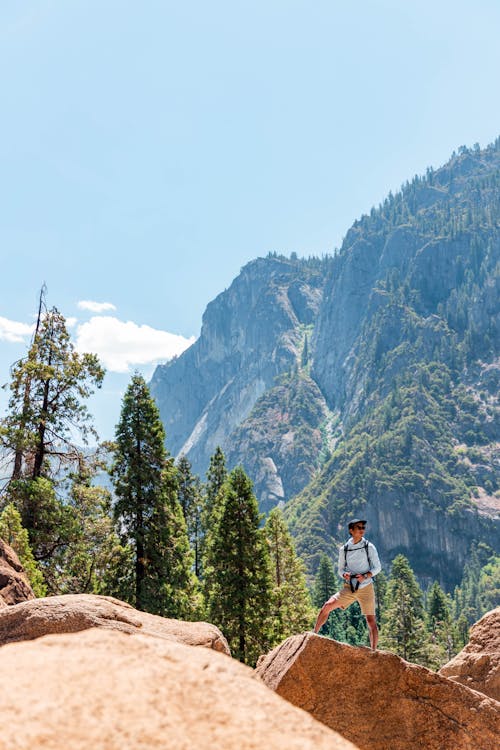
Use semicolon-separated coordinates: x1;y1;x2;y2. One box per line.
425;580;454;668
203;446;227;530
200;446;227;583
204;466;273;665
111;374;200;617
264;507;314;643
379;554;430;663
312;553;336;609
176;455;203;577
0;302;104;565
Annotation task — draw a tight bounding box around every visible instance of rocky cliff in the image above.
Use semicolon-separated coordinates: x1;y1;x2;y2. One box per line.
151;140;500;589
150;255;329;490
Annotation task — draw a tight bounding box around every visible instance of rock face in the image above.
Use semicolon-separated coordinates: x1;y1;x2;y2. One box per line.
227;372;332;513
0;593;230;654
0;627;359;750
149;144;500;590
150;255;327;504
439;606;500;701
256;632;500;750
0;538;35;606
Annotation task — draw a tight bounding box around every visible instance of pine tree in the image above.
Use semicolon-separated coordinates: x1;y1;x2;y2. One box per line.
200;446;227;583
264;507;314;643
176;455;203;577
204;466;273;665
53;454;128;596
379;554;430;664
0;503;46;596
111;374;200;617
0;302;104;565
426;581;454;668
312;553;336;609
203;446;227;530
2;305;104;489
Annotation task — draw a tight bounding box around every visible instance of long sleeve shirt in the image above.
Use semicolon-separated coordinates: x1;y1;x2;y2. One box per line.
337;537;382;590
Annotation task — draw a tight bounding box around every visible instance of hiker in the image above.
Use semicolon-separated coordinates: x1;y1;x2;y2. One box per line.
313;518;382;649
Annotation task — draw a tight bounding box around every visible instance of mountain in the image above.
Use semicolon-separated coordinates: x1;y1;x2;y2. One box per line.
149;255;330;511
151;139;500;588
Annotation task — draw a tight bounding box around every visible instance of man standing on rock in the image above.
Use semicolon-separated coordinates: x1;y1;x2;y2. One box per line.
314;518;382;649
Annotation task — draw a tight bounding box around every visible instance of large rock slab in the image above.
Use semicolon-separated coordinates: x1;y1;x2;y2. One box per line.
0;538;35;605
256;633;500;750
439;606;500;701
0;593;230;654
0;627;359;750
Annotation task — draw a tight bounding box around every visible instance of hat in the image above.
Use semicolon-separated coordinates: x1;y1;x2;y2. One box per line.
348;518;367;529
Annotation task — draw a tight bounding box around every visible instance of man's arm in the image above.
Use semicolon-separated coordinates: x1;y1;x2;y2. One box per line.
337;546;346;579
367;543;382;577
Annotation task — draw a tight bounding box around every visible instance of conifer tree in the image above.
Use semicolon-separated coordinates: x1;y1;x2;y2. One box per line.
0;302;104;566
111;374;200;617
425;581;455;668
312;553;336;609
0;503;46;596
200;446;227;583
204;466;273;665
54;455;129;596
379;554;430;663
203;446;227;530
176;455;203;577
264;507;314;643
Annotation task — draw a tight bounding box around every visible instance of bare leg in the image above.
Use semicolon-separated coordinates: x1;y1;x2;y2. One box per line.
314;596;342;633
365;614;378;650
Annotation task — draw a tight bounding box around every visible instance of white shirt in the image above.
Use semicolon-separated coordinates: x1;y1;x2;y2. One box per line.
337;537;382;589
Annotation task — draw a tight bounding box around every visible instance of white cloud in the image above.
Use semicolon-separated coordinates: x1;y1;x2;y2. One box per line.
78;300;117;313
0;316;34;343
65;317;78;328
75;316;195;373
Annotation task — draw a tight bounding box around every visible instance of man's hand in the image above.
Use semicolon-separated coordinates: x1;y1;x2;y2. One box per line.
343;572;351;581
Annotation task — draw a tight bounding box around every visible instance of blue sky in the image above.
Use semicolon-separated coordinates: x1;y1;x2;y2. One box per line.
1;1;500;441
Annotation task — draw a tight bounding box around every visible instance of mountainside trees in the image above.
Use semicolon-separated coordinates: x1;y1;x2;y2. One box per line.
110;374;200;618
203;466;273;665
264;507;314;641
0;299;106;587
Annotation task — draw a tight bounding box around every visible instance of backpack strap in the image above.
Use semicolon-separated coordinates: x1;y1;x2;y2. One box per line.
364;539;372;570
344;540;373;571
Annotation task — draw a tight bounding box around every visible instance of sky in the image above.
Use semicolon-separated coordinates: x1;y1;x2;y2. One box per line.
1;0;500;441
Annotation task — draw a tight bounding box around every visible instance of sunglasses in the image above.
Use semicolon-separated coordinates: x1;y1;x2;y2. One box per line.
354;524;366;529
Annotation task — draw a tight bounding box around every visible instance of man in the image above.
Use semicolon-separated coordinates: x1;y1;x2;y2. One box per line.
314;518;382;649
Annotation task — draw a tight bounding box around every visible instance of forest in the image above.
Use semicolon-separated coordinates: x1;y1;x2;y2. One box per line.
0;294;497;667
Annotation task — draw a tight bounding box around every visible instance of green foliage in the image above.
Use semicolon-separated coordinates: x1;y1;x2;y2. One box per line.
228;371;328;512
425;581;456;669
111;374;201;618
286;143;500;589
379;554;431;664
1;305;104;488
203;446;227;532
264;508;314;643
452;544;500;638
203;466;273;665
0;503;46;596
177;455;203;577
0;302;106;586
312;553;337;609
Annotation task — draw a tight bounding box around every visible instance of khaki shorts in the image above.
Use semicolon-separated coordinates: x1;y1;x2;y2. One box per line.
329;582;376;616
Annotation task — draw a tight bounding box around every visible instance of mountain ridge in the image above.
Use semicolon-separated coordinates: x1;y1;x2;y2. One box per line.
151;138;500;588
